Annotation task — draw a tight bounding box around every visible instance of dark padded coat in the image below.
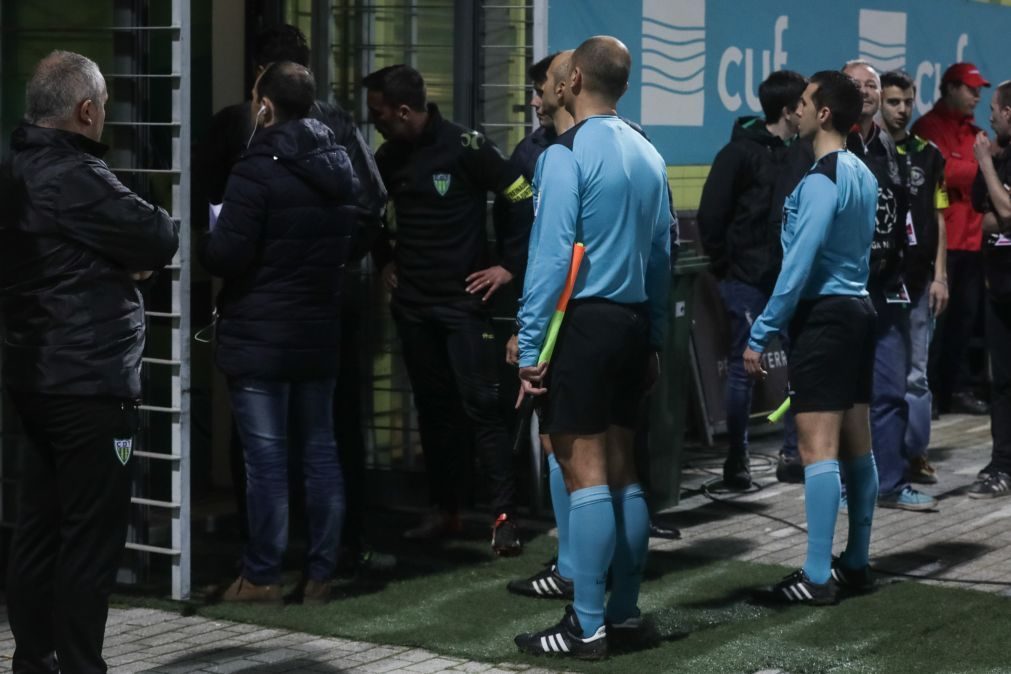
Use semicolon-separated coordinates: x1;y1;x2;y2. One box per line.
198;117;358;380
0;124;179;399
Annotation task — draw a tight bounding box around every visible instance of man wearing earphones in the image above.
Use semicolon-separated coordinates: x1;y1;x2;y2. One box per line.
204;25;390;576
363;64;533;553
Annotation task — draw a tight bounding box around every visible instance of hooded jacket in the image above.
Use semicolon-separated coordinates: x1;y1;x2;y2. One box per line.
198;118;358;380
0;124;179;399
697;116;792;289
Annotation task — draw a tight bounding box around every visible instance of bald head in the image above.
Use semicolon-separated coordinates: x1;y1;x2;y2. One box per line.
550;49;574;84
571;36;631;103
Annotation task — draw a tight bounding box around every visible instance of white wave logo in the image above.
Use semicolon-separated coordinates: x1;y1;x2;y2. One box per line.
858;9;907;72
641;0;706;127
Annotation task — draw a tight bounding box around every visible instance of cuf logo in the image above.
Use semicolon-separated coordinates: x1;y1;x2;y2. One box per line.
433;173;451;196
114;438;133;466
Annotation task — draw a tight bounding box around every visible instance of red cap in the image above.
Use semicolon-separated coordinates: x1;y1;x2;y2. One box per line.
941;62;990;88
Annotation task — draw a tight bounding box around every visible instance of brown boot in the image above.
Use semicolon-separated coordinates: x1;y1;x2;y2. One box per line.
303;578;331;605
907;456;938;484
221;576;282;604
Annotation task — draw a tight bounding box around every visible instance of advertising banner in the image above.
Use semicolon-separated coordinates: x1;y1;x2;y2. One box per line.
548;0;1011;165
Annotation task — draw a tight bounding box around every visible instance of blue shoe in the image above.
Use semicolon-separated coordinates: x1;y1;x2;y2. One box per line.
878;486;937;511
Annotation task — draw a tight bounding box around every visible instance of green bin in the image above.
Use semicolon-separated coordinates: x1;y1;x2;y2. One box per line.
647;251;709;509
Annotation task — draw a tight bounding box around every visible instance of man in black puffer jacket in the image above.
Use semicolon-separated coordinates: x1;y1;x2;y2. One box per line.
0;51;178;674
199;61;357;604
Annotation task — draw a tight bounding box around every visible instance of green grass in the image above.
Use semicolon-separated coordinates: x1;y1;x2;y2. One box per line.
116;534;1011;673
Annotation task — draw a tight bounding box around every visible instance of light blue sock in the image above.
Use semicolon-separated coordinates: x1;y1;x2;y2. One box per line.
547;453;573;579
840;453;878;570
802;460;841;585
605;484;649;624
569;485;615;637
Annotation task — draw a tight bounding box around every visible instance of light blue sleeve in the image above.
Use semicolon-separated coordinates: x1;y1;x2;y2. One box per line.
517;146;580;367
748;173;837;352
646;175;673;348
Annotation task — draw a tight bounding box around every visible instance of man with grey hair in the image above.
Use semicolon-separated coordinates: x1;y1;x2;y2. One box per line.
0;50;178;673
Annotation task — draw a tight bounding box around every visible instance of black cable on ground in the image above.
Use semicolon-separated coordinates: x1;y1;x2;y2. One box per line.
679;456;1011;589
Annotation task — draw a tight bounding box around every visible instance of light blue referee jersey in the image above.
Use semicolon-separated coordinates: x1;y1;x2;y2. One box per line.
748;149;878;352
517;115;672;368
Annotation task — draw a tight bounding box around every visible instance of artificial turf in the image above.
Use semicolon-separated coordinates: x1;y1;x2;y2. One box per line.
120;533;1011;673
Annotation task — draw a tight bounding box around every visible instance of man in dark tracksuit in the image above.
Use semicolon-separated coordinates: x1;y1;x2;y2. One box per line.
969;80;1011;499
364;64;533;553
0;51;179;673
697;70;807;489
203;25;388;568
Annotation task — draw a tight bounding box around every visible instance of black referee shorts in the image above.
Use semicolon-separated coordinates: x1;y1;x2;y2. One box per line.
786;295;876;413
541;298;651;435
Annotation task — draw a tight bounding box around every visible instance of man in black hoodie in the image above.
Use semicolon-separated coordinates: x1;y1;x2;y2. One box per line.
200;62;358;604
697;70;807;489
0;51;179;673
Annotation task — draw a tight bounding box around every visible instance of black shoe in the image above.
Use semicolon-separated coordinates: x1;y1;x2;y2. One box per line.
950;392;989;416
723;452;752;490
648;521;681;540
755;569;837;606
491;513;522;556
830;557;874;593
776;453;805;484
607;614;660;652
507;564;574;599
968;472;1011;499
514;605;608;660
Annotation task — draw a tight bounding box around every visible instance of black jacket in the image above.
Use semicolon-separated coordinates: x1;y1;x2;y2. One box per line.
198;118;357;380
972;147;1011;302
374;104;534;308
0;125;179;399
203;99;386;261
697;117;792;289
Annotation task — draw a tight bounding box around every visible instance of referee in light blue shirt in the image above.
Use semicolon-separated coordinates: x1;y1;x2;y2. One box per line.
744;70;880;606
513;36;671;660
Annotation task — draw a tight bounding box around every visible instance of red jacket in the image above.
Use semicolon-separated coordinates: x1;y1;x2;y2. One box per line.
911;100;982;251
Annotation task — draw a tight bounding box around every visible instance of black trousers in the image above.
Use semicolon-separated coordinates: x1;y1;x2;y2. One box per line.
929;249;984;408
7;393;137;674
392;300;516;516
986;299;1011;474
335;274;367;550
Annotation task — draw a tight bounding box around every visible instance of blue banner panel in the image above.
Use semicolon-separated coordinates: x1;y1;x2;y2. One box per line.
548;0;1011;164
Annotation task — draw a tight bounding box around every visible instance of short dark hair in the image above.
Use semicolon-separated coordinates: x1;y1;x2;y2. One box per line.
997;81;1011;110
572;36;630;102
256;61;315;122
759;70;807;123
810;70;863;134
881;70;915;92
528;52;561;85
362;64;426;111
253;25;310;68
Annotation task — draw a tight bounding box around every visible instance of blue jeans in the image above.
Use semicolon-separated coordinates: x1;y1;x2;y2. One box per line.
719;279;797;457
870;292;911;495
229;378;345;584
903;289;934;459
